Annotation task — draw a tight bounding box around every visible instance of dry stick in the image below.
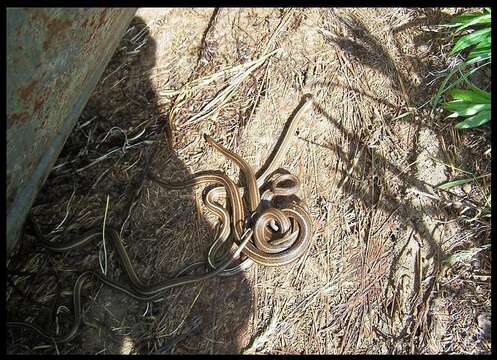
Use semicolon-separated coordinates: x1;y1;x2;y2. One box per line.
324;234;332;352
165;48;280;137
209;309;216;354
409;263;442;354
193;7;221;73
7;276;52;309
277;284;333;337
182;50;279;127
339;310;353;354
379;115;408;158
371;206;400;237
388;228;415;317
245;59;271;129
242;305;279;354
251;265;259;347
90;168;112;191
54;185;77;231
308;138;324;204
262;8;295;55
409;245;423;352
348;305;364;353
162;55;275;97
120;149;154;238
393;61;410;109
99;195;110;276
291;231;315;288
76;140;153;173
342;269;386;350
162;282;206;340
359;303;369;350
336;144;365;193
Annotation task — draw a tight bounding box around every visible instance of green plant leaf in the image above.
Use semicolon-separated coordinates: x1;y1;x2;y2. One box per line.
444;101;490;117
437;177;475;190
471;32;491;47
451;12;485;26
431;63;467;110
448;88;491;103
466;31;491;55
455;110;491;128
465;54;492;65
438;9;493;130
467;47;491;64
467;31;492;51
451;28;492;54
467;45;491;61
465;83;491;100
455;13;491;32
431;56;490;111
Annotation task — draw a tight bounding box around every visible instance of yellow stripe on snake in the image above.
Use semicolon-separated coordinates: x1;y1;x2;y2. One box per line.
7;96;313;343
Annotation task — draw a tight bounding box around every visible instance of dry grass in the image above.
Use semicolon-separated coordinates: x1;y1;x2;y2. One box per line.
6;7;491;354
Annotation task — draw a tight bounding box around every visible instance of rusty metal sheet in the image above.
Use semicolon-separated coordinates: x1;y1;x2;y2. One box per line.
6;8;137;254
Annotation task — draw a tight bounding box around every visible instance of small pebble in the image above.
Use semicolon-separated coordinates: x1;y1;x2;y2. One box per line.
452;201;463;209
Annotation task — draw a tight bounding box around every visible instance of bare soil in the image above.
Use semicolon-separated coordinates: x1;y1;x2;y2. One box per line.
6;8;491;354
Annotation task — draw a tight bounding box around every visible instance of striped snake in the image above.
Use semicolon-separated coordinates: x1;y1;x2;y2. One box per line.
7;95;313;343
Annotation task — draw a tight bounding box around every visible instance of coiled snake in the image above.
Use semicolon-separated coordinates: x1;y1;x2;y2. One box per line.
7;96;313;343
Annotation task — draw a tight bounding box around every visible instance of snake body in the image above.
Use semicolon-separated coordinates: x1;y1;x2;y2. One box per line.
7;228;254;342
7;96;313;344
203;96;313;272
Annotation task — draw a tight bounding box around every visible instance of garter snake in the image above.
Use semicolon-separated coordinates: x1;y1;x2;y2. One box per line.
151;95;313;274
201;135;313;267
7;227;253;343
202;95;313;272
7;95;313;343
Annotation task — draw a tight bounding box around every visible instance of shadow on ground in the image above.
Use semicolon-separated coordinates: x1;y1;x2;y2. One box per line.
7;16;252;354
7;9;490;355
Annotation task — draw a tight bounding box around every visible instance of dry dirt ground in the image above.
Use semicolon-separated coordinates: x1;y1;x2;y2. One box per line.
7;8;491;354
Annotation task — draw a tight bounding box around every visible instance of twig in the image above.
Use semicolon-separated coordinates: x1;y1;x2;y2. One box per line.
76;140;154;173
54;184;77;230
99;195;110;275
182;50;279;127
242;307;279;354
